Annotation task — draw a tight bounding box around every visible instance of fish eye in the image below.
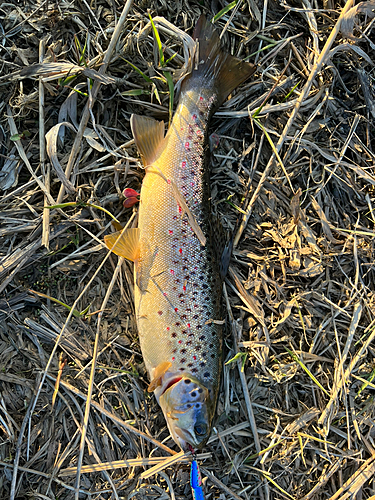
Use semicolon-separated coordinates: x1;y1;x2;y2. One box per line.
194;423;207;436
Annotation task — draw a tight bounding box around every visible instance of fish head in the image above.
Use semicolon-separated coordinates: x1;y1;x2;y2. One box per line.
158;375;213;451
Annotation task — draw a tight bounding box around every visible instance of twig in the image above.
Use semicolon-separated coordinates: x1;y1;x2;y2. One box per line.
10;375;40;500
223;283;269;500
46;374;176;455
39;39;51;249
56;0;134;203
233;0;355;247
74;257;124;499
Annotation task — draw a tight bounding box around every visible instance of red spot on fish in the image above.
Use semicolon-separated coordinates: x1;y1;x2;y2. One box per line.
164;292;168;297
185;142;190;150
158;310;163;315
170;269;175;275
190;182;195;187
179;248;182;254
193;356;197;360
172;357;175;361
199;96;204;101
187;323;191;328
178;206;182;213
178;340;182;344
183;285;186;291
181;161;186;168
175;307;178;312
167;179;171;184
192;114;197;120
169;230;173;234
167;327;170;330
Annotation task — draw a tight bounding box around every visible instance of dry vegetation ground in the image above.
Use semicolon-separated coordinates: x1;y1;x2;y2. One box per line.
1;0;375;499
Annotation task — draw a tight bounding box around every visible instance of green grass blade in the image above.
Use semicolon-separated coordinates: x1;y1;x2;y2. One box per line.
165;51;178;65
29;289;82;318
286;347;330;397
149;14;165;67
121;89;150;96
212;0;241;23
45;202;121;224
357;368;375;396
163;70;174;125
123;59;153;84
280;81;300;103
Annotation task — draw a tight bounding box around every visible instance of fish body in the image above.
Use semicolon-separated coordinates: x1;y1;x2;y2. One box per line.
105;17;255;450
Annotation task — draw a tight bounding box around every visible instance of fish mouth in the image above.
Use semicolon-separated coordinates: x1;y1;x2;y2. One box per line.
161;377;182;396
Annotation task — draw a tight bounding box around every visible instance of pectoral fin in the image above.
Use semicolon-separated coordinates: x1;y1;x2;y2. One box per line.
104;228;140;261
147;361;172;392
130;114;165;167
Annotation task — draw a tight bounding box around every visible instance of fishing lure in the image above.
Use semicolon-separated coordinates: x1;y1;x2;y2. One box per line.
190;459;204;500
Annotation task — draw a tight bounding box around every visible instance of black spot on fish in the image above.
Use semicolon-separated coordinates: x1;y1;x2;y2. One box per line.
171;332;177;338
191;392;196;398
200;362;205;367
184;379;191;384
192;368;198;373
180;358;186;363
204;372;210;378
198;388;203;393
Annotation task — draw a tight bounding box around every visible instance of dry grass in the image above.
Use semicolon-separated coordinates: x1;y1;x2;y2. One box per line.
1;0;375;498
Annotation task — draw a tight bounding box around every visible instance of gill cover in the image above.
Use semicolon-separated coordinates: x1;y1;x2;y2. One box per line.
158;375;213;451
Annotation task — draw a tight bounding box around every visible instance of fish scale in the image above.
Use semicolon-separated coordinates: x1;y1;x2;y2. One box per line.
105;16;256;450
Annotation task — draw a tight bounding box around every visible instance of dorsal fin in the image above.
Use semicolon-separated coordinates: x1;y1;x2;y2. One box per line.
130;115;165;166
104;228;140;261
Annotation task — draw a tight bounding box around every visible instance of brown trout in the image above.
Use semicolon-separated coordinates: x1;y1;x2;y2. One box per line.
105;17;256;451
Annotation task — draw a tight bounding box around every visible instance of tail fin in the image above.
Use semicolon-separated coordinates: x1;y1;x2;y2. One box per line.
181;16;256;108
